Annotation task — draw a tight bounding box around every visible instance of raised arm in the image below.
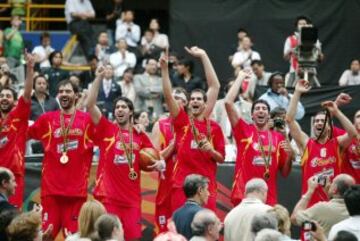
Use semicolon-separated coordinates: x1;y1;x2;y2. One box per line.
224;71;248;128
286;80;310;150
321;101;357;148
185;46;220;117
86;66;105;125
23;52;35;102
159;49;180;118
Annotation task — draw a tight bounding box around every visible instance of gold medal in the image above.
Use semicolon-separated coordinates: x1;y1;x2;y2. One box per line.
60;152;69;164
263;168;270;180
128;168;138;180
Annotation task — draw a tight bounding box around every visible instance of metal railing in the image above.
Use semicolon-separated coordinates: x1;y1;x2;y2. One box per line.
0;3;65;31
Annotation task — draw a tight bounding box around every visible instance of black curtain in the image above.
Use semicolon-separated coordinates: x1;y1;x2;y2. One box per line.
170;0;360;86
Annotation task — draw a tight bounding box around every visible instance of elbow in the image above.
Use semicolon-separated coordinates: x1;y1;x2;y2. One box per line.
290;213;299;226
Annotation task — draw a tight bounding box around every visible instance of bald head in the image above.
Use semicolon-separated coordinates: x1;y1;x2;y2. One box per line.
191;209;220;238
332;174;355;198
245;178;268;202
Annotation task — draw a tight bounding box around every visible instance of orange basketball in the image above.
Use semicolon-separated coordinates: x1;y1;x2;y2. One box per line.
139;148;160;172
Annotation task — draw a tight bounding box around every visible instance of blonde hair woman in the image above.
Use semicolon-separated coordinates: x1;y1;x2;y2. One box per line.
267;204;298;241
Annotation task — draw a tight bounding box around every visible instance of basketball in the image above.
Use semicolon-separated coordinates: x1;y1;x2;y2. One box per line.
139;148;160;172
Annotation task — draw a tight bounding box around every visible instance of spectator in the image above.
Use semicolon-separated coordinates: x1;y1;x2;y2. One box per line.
115;10;141;50
134;58;163;117
0;63;17;88
42;51;70;97
91;214;125;241
243;60;272;100
251;212;278;237
105;0;123;47
109;38;136;80
224;178;272;241
267;205;295;241
172;174;210;240
65;200;106;241
255;229;283;241
96;64;122;118
291;174;355;236
171;58;205;93
190;209;222;241
333;231;358;241
6;211;42;241
140;29;162;62
0;167;17;213
232;36;261;70
339;59;360;86
30;74;59;121
69;74;82;89
118;67;136;102
328;185;360;241
134;111;150;131
0;209;18;241
80;55;98;90
32;32;54;70
95;32;116;64
259;72;305;120
4;15;24;69
148;18;169;50
229;27;249;62
65;0;96;61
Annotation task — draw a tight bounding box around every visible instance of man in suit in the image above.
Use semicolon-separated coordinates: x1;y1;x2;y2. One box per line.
0;167;17;213
97;64;122;118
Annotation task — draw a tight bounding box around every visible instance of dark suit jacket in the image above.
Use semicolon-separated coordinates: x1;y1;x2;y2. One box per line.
97;79;122;118
172;201;202;240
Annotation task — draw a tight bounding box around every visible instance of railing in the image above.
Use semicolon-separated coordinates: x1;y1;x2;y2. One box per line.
0;3;65;31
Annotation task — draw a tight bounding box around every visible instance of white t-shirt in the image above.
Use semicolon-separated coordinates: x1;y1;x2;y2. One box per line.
32;45;54;68
328;216;360;241
232;50;261;69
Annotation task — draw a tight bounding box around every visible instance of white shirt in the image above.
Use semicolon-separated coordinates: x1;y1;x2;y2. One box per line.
224;197;272;241
232;50;261;69
119;81;136;103
32;45;54;68
64;0;95;23
152;32;169;49
109;51;136;78
338;70;360;86
102;78;112;97
328;216;360;241
115;20;141;47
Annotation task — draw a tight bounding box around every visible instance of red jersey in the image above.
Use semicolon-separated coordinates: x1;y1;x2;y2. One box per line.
301;138;342;207
28;110;95;197
0;96;30;175
231;119;288;206
156;117;175;204
93;116;153;207
342;138;360;183
172;108;225;192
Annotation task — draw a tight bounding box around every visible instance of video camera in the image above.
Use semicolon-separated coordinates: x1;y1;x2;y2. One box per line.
297;26;319;68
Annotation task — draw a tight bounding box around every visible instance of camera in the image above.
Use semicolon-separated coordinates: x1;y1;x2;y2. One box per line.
317;175;327;187
273;118;285;129
302;221;316;231
297;26;319;68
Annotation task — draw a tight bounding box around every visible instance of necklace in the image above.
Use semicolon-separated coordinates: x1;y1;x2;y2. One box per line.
59;110;76;164
256;129;272;180
117;124;137;180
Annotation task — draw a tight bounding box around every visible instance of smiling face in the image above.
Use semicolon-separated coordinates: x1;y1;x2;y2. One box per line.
189;91;206;117
114;100;133;126
252;102;270;128
313;113;330;139
58;83;76;110
0;89;16;114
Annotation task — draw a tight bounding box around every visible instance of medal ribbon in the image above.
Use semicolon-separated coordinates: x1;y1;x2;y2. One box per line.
60;110;76;154
117;125;134;171
256;130;272;179
189;116;211;147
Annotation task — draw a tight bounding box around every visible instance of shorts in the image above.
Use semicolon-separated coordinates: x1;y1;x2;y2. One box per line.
155;193;172;233
104;201;142;240
9;174;24;209
41;195;86;238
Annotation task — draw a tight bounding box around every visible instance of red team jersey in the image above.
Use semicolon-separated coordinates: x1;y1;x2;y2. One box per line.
28;110;95;197
93;116;153;207
301;138;342;207
172;108;225;201
232;119;288;206
342;138;360;184
0;96;30;175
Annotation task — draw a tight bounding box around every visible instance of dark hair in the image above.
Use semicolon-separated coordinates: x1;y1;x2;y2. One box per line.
33;74;48;89
144;28;155;35
190;89;207;102
178;58;194;73
351;59;360;64
88;55;98;62
49;51;63;66
0;209;19;240
251;60;264;67
0;168;11;187
134;111;147;123
145;58;157;65
294;15;312;27
173;87;189;101
123;68;134;75
91;214;121;241
251;99;270;114
0;87;17;100
183;174;209;198
344;185;360;216
237;28;248;34
335;178;354;198
40;32;50;42
334;231;358;241
267;72;284;87
314;110;333;141
56;79;79;94
112;96;134;119
270;107;286;119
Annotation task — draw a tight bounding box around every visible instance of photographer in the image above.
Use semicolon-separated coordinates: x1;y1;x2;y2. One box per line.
291;174;355;236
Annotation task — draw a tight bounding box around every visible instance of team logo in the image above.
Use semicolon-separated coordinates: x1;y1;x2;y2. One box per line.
310;157;336;167
320;148;327;158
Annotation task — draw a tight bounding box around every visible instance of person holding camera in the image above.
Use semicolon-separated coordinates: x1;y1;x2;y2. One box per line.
286;80;357;208
291;174;355;236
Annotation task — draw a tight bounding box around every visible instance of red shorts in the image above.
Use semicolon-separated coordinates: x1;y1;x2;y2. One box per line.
155;193;172;233
170;187;217;213
41;195;86;238
104;201;142;240
8;174;24;209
